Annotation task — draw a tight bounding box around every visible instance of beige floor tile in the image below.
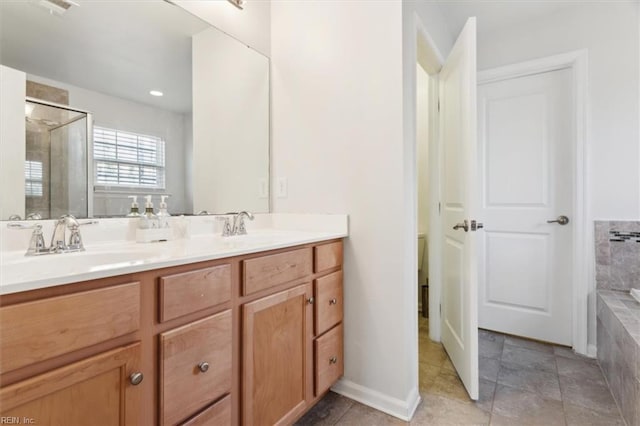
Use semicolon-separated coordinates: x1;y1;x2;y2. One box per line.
559;375;620;416
428;369;473;403
497;361;562;401
411;394;490;425
335;401;407;426
564;402;625;426
491;384;565;426
295;392;354;426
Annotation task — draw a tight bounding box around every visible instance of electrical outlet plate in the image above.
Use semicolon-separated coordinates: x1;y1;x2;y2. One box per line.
276;177;288;198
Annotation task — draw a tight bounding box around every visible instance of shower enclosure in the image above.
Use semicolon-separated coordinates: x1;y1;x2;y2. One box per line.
24;98;91;219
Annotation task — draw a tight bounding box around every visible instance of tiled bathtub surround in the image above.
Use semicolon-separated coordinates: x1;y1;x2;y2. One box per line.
595;221;640;291
597;290;640;426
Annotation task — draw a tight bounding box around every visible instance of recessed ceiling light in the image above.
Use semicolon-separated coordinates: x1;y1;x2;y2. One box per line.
149;90;163;97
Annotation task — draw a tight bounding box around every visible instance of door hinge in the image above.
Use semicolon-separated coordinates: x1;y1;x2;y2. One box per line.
437;99;440;112
439;304;442;317
438;202;441;215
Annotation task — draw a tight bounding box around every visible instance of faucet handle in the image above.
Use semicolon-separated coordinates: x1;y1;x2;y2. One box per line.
27;225;47;256
216;216;232;237
6;223;48;256
67;226;84;251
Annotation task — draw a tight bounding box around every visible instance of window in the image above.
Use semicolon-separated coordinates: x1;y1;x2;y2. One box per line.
25;160;43;197
93;126;165;189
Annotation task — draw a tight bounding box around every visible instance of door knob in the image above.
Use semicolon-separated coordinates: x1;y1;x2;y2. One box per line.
453;220;469;232
547;215;569;225
470;220;484;231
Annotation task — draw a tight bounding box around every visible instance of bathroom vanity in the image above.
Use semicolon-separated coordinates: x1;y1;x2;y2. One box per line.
0;218;346;425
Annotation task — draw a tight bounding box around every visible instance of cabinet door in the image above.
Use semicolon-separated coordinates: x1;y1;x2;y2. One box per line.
160;311;232;426
0;343;142;425
242;283;313;426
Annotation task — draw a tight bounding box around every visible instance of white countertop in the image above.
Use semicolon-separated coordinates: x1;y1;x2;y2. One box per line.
0;214;348;295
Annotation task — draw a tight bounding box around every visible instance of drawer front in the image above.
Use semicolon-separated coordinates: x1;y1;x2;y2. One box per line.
314;271;343;336
159;264;231;322
314;324;344;396
0;282;140;374
243;247;312;295
314;241;343;273
181;395;231;426
160;310;232;426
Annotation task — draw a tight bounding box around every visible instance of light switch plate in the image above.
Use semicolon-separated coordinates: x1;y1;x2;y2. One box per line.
259;178;269;198
276;177;288;198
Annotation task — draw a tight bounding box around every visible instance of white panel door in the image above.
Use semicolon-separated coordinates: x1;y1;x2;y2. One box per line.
440;18;478;401
478;68;573;345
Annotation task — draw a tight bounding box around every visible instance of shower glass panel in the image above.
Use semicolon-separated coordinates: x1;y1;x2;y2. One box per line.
25;99;90;219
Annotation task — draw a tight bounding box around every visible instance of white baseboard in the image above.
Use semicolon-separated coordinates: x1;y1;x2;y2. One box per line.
331;378;421;421
587;343;597;358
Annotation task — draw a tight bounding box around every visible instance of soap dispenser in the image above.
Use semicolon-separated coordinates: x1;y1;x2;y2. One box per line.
157;195;171;228
138;195;158;229
126;195;141;217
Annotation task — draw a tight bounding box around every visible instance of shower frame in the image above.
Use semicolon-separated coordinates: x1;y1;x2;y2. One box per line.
25;96;94;218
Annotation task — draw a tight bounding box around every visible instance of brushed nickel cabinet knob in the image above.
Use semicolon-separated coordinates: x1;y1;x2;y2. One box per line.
329;356;338;364
198;362;210;373
130;372;144;386
329;298;338;305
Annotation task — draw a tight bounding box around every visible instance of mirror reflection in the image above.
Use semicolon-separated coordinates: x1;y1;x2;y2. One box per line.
0;0;270;220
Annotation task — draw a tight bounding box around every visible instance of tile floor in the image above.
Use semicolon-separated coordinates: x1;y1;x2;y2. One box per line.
296;316;626;425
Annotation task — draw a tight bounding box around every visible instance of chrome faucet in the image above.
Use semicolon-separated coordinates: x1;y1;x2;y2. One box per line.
7;215;98;256
215;211;254;237
50;215;81;252
232;211;254;236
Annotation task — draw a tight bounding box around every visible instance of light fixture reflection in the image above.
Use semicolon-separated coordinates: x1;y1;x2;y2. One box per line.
227;0;245;10
149;90;163;97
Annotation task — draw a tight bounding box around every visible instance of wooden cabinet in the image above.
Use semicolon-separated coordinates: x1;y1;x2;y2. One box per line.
0;238;343;426
160;310;232;426
0;282;140;373
242;284;313;426
241;240;344;425
0;343;142;425
159;264;231;322
314;324;344;395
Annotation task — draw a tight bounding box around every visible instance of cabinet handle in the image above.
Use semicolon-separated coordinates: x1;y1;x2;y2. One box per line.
307;297;314;305
329;298;338;305
198;362;210;373
329;356;338;364
130;372;144;386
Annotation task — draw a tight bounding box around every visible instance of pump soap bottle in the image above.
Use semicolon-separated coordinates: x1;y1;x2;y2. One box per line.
138;195;159;229
157;195;171;229
126;195;141;217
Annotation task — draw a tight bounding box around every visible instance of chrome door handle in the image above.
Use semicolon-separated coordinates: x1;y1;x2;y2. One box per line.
453;220;469;232
547;215;569;225
470;220;484;231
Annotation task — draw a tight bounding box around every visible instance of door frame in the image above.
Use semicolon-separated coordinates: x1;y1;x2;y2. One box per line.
478;50;592;356
414;16;445;346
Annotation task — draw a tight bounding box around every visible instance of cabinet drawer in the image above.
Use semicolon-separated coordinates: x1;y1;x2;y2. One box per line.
0;282;140;374
243;247;312;295
314;271;343;336
314;324;344;396
181;395;231;426
160;310;232;426
159;264;231;322
314;241;343;273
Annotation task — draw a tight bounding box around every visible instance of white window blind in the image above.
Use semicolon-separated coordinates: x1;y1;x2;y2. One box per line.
25;160;43;197
93;126;165;189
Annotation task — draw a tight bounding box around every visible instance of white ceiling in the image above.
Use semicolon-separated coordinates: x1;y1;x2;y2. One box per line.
0;0;210;113
435;0;584;39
